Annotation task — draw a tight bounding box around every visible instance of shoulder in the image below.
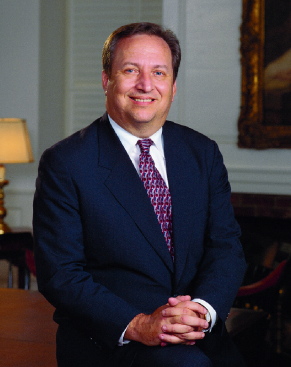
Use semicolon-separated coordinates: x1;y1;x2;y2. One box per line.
40;114;109;164
163;120;225;178
164;120;218;152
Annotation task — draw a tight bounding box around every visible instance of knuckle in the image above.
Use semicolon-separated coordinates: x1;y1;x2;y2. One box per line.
183;307;191;315
180;315;188;323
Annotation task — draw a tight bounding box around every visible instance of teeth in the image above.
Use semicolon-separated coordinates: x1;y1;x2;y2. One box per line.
133;98;153;102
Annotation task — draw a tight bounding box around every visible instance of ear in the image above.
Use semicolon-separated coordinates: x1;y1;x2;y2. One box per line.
102;70;109;92
172;80;177;102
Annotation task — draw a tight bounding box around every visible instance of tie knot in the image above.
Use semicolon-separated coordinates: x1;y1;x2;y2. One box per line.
137;139;153;154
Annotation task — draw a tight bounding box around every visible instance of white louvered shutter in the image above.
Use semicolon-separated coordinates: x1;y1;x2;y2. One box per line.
66;0;163;135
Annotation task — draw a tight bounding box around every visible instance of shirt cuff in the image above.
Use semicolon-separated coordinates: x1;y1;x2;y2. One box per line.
192;298;217;332
118;325;131;346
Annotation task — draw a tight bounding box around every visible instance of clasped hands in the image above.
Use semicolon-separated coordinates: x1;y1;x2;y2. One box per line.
125;295;208;347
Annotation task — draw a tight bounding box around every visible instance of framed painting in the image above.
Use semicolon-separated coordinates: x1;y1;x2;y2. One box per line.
238;0;291;149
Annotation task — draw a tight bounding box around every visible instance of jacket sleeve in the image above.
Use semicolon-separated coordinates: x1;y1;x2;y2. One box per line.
190;141;246;322
33;147;141;349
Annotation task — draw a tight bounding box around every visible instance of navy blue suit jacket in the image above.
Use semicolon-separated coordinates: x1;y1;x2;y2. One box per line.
33;113;246;350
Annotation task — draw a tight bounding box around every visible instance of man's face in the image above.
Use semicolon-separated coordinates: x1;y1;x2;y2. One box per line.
102;34;177;137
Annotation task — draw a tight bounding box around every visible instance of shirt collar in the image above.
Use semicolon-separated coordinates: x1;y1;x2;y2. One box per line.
108;115;164;156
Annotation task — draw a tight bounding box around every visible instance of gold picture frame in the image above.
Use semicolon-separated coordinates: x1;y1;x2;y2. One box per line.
238;0;291;149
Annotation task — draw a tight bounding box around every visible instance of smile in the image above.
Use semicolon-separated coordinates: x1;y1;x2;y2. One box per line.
131;98;154;102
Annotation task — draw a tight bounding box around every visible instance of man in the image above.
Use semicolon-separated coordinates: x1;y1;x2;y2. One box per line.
33;22;246;367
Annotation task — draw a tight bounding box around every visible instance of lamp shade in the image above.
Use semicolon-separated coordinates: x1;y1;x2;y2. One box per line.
0;118;34;163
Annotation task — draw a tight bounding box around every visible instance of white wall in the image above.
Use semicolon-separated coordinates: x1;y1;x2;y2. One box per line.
163;0;291;195
1;0;290;228
0;0;40;227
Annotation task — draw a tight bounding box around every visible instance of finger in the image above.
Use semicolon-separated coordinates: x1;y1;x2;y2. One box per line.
185;341;196;346
159;331;205;344
162;305;206;320
172;330;206;341
178;314;208;330
164;301;207;316
163;316;208;332
159;333;188;345
162;323;193;334
162;306;197;318
168;295;191;306
186;301;208;315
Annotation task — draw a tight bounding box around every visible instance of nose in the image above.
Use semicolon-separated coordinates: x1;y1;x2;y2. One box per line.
135;71;154;93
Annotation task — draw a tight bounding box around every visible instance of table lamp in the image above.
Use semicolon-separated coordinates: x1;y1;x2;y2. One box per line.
0;118;34;234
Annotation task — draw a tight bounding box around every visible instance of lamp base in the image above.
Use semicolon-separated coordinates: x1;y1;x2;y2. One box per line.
0;221;11;235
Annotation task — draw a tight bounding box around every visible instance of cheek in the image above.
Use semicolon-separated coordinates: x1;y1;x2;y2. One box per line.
117;76;138;92
157;82;174;96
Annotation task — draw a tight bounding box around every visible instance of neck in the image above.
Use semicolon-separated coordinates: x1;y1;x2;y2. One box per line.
116;121;165;139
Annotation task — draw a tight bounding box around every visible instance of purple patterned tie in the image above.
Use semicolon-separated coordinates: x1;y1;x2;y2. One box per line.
137;139;174;259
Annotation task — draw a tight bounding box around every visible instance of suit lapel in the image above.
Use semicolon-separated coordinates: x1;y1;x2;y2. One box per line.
97;115;174;272
163;122;202;287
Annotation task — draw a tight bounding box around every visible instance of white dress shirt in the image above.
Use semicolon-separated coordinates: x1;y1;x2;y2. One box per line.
108;116;169;186
108;116;217;344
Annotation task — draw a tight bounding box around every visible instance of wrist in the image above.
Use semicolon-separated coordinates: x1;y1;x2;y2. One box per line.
124;313;147;342
192;298;217;331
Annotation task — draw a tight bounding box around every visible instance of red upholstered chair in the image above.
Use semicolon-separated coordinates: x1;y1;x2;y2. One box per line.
228;258;290;366
235;259;288;314
237;259;287;297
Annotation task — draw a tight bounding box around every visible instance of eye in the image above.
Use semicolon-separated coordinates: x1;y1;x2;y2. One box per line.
124;68;138;74
154;70;165;77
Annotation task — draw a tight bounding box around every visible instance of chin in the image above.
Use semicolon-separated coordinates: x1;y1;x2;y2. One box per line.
131;113;158;124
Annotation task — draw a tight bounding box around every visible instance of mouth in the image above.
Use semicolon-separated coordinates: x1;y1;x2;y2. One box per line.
130;97;155;103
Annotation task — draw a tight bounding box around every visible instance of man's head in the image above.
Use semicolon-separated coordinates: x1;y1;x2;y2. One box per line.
102;22;181;82
102;23;181;137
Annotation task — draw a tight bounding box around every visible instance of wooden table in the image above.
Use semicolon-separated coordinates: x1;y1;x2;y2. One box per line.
0;289;270;366
0;288;57;367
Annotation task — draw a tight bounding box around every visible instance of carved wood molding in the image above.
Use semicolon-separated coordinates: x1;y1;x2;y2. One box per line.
238;0;291;149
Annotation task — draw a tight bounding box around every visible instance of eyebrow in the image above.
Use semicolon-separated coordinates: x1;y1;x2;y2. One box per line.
122;62;169;71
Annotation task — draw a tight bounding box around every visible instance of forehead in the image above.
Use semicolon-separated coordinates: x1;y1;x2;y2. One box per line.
113;34;173;66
